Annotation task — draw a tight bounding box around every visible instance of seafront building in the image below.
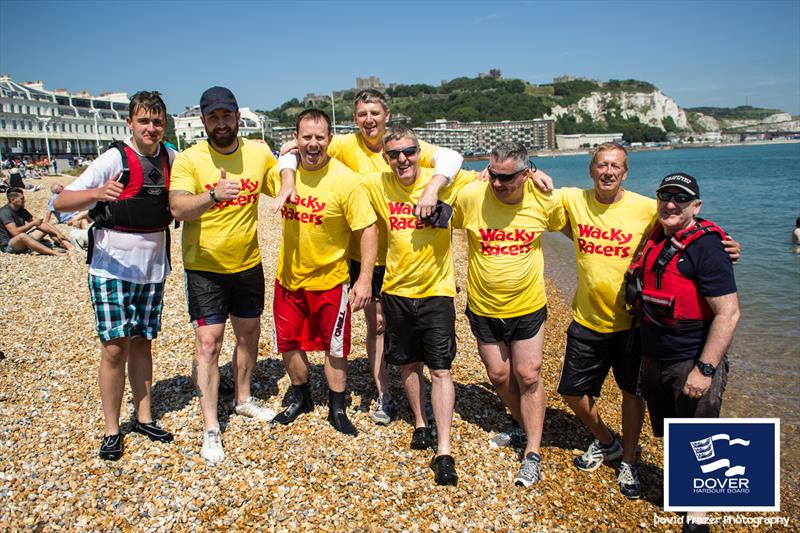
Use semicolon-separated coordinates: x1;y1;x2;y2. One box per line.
556;133;624;150
0;75;128;160
173;106;275;148
416;118;556;155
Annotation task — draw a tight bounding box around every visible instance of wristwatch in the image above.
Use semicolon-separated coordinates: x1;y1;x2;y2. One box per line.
696;360;716;377
209;188;219;203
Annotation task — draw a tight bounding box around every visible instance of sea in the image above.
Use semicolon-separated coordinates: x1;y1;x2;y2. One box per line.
464;143;800;457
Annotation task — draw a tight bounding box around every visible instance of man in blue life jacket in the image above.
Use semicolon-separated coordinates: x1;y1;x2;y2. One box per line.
54;91;176;461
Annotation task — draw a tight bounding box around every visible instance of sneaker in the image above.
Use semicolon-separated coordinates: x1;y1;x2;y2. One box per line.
131;419;174;443
99;434;123;461
234;396;276;421
489;423;527;449
574;433;623;471
513;452;542;487
371;395;395;425
201;428;225;464
430;454;458;486
617;461;641;499
410;427;433;450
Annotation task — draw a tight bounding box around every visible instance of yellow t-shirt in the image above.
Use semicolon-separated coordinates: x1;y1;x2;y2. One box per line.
365;168;476;298
170;138;276;274
453;181;566;318
562;187;657;333
265;157;377;291
328;133;438;264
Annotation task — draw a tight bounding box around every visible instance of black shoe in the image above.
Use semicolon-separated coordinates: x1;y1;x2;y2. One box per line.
430;454;458;486
99;434;124;461
682;523;710;533
273;383;313;425
131;419;174;443
327;389;357;436
410;427;433;450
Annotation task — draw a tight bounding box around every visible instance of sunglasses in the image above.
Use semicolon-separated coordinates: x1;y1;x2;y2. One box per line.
657;190;697;203
385;146;419;160
488;161;537;182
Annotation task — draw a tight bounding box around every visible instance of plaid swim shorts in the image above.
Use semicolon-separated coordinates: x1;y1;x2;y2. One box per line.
89;274;165;342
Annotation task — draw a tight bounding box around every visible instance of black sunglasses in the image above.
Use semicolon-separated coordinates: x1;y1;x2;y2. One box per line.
657;190;697;203
488;161;537;182
385;146;419;160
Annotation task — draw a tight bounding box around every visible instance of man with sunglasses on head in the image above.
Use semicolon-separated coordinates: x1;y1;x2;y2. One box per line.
635;173;738;533
555;143;740;500
266;109;378;437
451;141;565;488
277;89;463;426
362;125;476;486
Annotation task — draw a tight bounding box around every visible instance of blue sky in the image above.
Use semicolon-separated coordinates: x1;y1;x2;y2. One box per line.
1;0;798;114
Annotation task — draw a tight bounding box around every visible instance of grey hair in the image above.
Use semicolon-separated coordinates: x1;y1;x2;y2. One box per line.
490;141;529;171
590;142;628;170
382;124;418;147
354;88;389;113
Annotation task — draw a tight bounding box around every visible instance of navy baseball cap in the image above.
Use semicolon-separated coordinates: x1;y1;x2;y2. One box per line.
657;172;700;197
200;86;238;116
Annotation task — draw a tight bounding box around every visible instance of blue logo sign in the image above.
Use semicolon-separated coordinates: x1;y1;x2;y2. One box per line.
664;418;780;511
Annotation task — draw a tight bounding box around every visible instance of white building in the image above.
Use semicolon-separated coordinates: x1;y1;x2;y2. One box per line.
417;118;555;155
0;75;129;159
556;133;624;151
173;106;275;148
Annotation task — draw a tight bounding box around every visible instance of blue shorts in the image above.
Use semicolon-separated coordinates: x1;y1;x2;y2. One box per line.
89;274;165;342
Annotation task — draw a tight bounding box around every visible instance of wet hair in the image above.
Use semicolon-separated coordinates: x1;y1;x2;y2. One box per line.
382;125;418;147
295;108;331;135
590;142;628;170
354;89;389;113
6;187;23;201
490;141;529;171
129;91;167;118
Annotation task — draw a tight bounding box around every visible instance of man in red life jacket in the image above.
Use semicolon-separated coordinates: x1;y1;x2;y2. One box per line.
54;91;176;461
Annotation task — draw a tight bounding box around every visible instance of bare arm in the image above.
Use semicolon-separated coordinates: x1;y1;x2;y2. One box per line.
348;223;378;311
722;237;741;264
5;218;39;236
169;168;240;221
414;174;449;220
272;154;299;214
682;292;740;398
54;173;123;212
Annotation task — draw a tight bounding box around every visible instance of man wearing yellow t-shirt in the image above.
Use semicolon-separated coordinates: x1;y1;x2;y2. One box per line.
278;89;463;426
169;87;280;464
363;125;474;486
453;141;565;488
268;109;378;437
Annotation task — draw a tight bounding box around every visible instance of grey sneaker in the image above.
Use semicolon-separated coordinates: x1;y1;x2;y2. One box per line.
234;396;276;421
513;452;542;487
371;395;395;425
201;428;224;464
489;424;527;449
574;433;623;471
617;461;641;499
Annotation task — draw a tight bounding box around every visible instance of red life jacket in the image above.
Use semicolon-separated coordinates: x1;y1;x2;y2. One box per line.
89;141;172;232
637;218;727;329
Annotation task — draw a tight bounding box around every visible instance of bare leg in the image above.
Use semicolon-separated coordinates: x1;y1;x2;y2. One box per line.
364;300;389;397
282;349;310;385
230;316;260;405
430;368;455;456
99;338;129;435
477;341;522;423
562;394;614;445
194;323;225;431
401;363;426;428
9;233;64;255
510;327;546;456
324;353;348;392
127;337;153;423
621;391;645;463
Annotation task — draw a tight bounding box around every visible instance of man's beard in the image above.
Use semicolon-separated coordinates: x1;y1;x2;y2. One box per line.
208;127;238;148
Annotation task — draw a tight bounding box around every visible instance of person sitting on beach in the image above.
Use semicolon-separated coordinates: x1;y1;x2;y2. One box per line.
634;172;738;533
452;141;565;488
45;183;91;229
54;91;176;461
363;125;477;486
0;187;72;256
7;168;41;192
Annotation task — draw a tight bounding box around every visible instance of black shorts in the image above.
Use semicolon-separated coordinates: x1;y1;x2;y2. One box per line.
557;320;642;397
382;294;456;370
466;305;547;345
348;260;385;301
185;263;265;325
639;356;729;438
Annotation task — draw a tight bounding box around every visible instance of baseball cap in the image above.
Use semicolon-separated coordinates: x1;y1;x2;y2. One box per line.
200;86;238;116
656;172;699;197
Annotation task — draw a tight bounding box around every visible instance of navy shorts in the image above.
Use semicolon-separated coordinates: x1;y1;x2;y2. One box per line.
348;259;385;301
557;320;642;397
382;294;456;370
185;263;265;326
466;305;547;345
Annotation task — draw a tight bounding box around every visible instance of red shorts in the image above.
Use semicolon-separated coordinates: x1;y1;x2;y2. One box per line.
273;279;351;357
